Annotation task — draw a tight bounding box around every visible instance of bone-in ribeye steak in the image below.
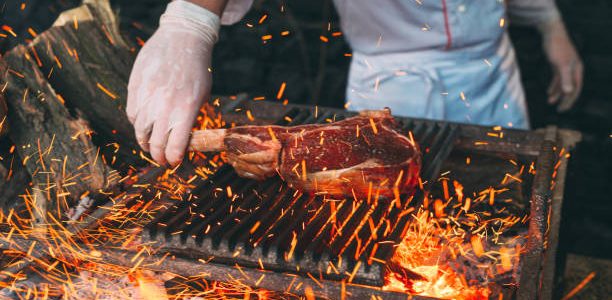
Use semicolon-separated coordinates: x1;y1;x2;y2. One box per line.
189;109;421;199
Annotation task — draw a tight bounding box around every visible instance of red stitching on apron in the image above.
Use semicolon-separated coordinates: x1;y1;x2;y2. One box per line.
441;0;452;49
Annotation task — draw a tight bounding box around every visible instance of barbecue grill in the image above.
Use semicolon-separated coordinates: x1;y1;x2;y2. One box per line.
0;96;578;299
106;96;577;299
142;104;458;287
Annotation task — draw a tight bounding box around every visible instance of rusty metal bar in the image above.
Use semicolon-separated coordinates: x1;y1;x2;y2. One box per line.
96;247;424;300
539;129;581;300
517;126;558;299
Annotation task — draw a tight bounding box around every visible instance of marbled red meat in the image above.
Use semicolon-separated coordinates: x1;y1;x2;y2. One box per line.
189;109;421;198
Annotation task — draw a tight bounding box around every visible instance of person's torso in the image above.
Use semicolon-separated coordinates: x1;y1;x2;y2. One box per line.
333;0;507;57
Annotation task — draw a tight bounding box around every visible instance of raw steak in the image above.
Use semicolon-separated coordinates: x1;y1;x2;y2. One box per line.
189;109;421;199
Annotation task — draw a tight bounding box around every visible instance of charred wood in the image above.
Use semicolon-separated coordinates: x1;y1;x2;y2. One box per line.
24;0;141;169
0;46;109;219
0;150;30;214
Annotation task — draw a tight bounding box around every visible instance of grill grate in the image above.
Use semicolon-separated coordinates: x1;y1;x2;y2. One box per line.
143;107;458;286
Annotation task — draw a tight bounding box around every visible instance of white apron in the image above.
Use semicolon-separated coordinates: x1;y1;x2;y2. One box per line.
333;0;530;129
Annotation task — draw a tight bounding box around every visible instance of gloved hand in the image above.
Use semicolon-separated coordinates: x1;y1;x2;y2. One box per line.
540;19;583;112
127;0;220;166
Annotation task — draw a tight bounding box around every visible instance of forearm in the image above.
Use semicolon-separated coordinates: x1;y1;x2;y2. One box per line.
184;0;230;17
536;16;569;40
506;0;561;27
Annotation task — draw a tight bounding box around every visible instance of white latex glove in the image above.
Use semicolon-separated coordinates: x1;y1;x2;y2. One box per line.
127;0;220;166
540;19;584;112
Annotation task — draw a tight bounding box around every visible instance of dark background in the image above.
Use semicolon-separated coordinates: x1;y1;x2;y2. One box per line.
1;0;611;297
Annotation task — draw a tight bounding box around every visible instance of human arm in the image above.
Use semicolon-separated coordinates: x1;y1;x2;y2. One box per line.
507;0;583;112
126;0;226;167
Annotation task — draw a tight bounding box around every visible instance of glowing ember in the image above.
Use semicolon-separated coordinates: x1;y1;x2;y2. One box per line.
383;168;528;299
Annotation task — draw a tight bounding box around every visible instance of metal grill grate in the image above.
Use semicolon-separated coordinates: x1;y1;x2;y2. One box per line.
143;107;458;286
